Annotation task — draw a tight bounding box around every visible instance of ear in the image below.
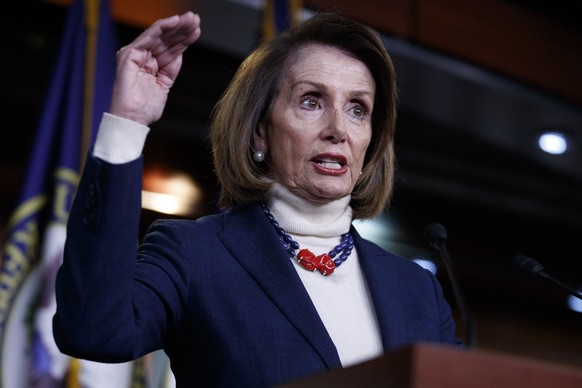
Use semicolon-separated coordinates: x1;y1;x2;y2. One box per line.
253;122;268;153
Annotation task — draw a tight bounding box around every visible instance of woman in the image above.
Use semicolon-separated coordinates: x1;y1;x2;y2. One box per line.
53;11;460;387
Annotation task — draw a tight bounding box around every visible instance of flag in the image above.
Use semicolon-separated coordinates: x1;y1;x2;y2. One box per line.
262;0;302;40
0;0;142;386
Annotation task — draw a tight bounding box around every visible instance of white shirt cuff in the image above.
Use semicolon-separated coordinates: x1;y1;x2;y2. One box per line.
93;112;150;164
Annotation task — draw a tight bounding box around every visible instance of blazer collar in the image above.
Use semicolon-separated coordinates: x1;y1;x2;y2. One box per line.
352;227;407;351
217;203;342;369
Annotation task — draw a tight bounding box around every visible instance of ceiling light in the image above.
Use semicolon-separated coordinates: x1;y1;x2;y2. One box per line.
142;191;193;215
568;293;582;313
142;170;202;216
412;258;437;275
538;131;568;155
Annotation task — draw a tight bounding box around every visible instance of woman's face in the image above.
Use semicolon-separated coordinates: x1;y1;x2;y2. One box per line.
255;44;375;202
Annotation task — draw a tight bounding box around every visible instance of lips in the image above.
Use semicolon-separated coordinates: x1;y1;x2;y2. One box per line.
312;153;348;175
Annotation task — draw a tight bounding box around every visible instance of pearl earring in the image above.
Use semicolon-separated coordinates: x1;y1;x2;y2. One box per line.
253;150;265;163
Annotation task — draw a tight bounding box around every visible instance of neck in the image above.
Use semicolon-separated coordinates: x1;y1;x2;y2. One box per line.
266;182;352;237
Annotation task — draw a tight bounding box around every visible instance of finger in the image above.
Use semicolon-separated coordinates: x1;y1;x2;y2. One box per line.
151;14;201;67
129;12;201;54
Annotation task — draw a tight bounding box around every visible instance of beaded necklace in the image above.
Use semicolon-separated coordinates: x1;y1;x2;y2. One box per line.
260;202;354;276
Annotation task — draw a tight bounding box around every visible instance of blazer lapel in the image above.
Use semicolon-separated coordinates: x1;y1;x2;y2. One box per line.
217;204;342;369
351;227;405;351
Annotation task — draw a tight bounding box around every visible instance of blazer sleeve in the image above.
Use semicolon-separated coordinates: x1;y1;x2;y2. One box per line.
53;154;181;362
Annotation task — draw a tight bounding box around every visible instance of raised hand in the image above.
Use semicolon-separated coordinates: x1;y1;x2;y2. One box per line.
109;12;201;126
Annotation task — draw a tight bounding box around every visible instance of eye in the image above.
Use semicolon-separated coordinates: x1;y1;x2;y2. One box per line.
300;96;320;110
349;103;369;120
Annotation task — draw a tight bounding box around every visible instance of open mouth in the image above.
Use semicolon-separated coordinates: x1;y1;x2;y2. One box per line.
315;160;344;169
312;154;348;174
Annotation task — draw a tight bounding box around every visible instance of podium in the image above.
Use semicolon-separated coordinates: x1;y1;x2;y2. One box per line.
278;343;582;388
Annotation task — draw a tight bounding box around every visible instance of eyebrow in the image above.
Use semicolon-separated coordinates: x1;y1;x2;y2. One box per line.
292;80;374;99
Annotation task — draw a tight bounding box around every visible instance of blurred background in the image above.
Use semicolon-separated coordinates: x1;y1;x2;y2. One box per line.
1;0;581;373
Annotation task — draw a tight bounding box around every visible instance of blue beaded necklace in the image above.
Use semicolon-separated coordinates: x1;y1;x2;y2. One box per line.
260;202;354;276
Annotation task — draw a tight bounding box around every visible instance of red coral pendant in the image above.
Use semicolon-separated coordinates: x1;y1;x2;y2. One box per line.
297;249;336;276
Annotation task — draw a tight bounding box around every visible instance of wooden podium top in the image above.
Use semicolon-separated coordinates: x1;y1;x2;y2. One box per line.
278;342;582;388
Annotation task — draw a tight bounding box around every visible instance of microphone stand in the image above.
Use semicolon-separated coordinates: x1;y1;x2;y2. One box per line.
425;223;476;349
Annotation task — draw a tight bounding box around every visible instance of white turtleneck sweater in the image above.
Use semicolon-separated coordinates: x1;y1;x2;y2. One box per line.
94;113;384;367
266;183;383;366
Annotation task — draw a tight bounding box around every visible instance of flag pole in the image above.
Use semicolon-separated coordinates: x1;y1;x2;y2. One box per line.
80;0;100;170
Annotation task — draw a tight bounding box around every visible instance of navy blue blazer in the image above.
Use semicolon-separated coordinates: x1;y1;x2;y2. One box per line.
54;154;460;387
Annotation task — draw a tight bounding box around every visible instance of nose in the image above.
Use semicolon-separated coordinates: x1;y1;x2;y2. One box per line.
322;108;348;144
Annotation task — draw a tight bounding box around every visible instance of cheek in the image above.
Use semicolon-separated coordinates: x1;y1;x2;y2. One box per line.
355;133;372;163
269;137;302;175
269;126;309;160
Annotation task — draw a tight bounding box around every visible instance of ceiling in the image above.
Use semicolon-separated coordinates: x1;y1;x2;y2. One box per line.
2;0;582;367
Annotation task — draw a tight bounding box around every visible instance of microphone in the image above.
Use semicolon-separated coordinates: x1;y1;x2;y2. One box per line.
425;223;476;348
511;255;582;300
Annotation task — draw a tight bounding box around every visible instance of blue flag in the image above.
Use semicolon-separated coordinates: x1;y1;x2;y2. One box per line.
0;0;139;386
262;0;302;40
